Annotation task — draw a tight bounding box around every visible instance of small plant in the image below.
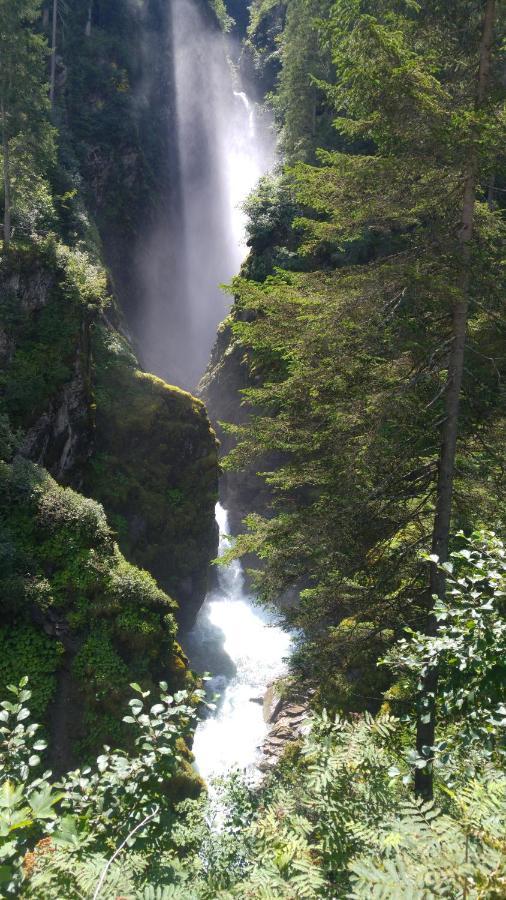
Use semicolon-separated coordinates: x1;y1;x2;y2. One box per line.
0;679;62;895
385;530;506;773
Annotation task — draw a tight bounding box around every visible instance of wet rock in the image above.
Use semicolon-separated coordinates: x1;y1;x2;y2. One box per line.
259;683;311;771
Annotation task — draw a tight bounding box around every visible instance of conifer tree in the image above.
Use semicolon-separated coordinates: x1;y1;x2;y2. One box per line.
416;0;497;800
273;0;334;161
49;0;57;111
225;0;506;789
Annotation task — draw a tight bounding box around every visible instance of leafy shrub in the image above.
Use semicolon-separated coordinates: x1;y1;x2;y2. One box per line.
4;686;503;899
386;530;506;769
0;680;207;898
0;627;63;719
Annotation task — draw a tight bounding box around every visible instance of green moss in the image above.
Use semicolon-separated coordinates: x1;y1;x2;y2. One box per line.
0;241;217;769
0;458;191;761
73;626;130;702
84;326;219;621
0;241;105;432
1;242;218;630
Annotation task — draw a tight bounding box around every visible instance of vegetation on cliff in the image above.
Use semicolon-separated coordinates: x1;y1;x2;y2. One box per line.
0;0;218;773
0;453;198;765
86;325;218;626
1;532;504;897
1;0;505;896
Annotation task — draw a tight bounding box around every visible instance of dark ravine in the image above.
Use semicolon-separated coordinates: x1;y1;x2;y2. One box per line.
200;318;276;537
1;0;273;775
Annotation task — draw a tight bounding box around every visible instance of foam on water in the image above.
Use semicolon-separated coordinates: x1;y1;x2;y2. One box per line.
186;504;291;780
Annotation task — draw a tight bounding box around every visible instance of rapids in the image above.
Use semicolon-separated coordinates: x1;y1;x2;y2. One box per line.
183;504;291;780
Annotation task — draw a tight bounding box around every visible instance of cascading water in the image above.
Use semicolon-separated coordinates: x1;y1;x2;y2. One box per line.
183;504;291;780
141;0;274;390
141;2;284;775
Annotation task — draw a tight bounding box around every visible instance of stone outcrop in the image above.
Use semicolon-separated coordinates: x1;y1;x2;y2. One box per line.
0;249;93;487
85;324;219;628
0;245;219;629
259;683;310;771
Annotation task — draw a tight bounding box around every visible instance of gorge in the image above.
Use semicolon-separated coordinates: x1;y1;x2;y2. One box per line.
0;0;286;778
1;1;504;895
137;0;284;773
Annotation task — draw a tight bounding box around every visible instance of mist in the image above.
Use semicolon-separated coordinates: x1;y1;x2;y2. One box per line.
138;0;274;391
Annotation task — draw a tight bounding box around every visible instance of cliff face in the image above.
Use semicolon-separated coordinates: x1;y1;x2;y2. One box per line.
0;0;223;770
0;245;218;627
61;0;224;374
0;456;192;771
85;325;218;628
62;0;181;333
200;317;270;536
0;242;218;768
0;244;94;488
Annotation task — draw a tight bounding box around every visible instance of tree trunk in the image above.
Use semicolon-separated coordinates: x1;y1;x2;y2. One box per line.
85;2;93;37
1;102;11;251
50;0;57;111
415;0;496;800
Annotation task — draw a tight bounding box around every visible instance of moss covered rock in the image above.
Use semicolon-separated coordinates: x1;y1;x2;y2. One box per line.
85;325;219;627
0;241;100;486
0;457;192;769
0;243;219;628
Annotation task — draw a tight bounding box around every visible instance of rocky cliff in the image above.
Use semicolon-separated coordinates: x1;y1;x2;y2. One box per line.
0;0;228;771
200;316;272;538
0;240;218;768
0;243;218;624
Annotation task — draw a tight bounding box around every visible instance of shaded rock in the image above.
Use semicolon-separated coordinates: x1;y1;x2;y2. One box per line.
84;325;219;628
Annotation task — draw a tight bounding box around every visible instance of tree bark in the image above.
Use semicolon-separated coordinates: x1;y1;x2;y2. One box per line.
49;0;57;111
415;0;496;800
1;101;11;251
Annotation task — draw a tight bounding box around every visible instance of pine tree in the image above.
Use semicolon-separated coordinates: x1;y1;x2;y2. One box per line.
49;0;57;111
273;0;335;161
224;0;506;746
416;0;498;801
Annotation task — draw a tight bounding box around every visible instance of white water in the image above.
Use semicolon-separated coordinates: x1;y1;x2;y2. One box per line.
140;0;274;390
185;504;291;780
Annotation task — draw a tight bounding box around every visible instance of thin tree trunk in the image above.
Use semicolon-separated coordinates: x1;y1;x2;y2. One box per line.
1;101;11;251
85;2;93;37
49;0;57;111
415;0;496;800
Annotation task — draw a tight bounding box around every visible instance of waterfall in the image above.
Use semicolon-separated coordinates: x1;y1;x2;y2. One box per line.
137;3;283;776
183;504;291;780
141;0;274;391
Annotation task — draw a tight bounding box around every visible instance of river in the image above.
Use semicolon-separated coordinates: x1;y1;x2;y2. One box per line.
183;504;291;780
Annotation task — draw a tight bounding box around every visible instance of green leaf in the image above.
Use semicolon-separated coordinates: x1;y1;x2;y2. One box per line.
27;785;63;820
52;815;84;848
0;782;24;810
0;865;13;885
